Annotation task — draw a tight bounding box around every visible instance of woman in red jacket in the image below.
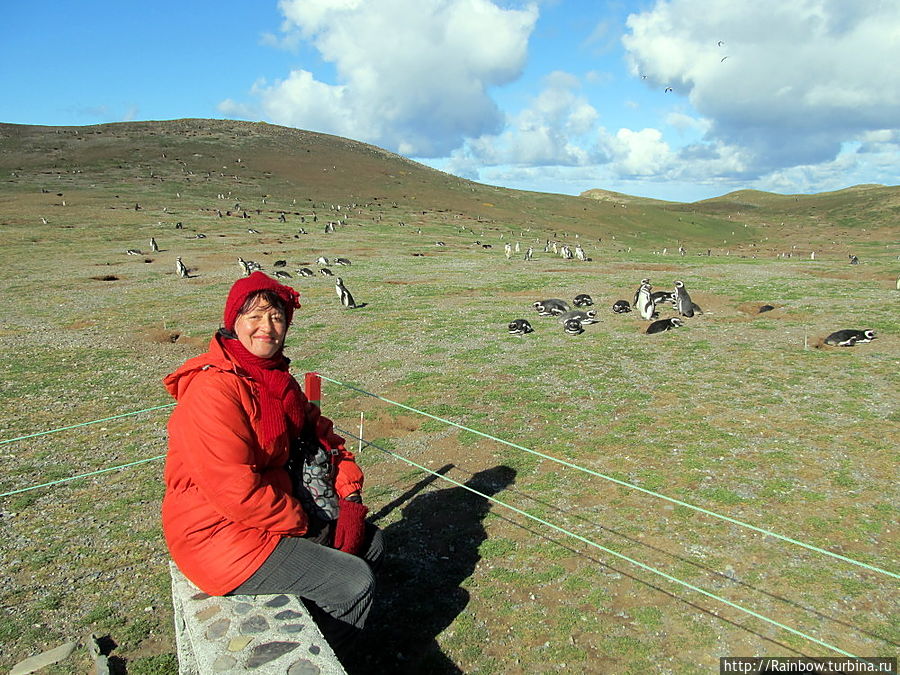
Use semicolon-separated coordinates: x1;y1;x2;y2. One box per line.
162;271;382;650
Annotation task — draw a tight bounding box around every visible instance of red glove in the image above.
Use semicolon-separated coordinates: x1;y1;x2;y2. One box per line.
333;499;369;555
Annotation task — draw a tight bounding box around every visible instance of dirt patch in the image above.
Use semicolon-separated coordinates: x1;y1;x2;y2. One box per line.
736;302;780;315
362;414;421;440
90;274;120;282
142;329;182;344
140;329;206;348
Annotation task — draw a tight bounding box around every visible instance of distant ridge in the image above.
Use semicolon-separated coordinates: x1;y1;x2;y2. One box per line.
1;118;898;248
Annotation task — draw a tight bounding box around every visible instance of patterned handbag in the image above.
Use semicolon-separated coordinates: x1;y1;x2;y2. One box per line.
287;437;340;523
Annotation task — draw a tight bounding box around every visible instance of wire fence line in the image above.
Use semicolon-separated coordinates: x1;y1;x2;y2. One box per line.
317;373;898;581
0;403;176;446
334;424;867;659
2;376;896;583
0;383;890;658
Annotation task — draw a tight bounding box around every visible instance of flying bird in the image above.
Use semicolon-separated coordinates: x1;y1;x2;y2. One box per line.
664;87;673;93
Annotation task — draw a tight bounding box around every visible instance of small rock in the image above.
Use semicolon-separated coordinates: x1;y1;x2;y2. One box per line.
10;641;80;675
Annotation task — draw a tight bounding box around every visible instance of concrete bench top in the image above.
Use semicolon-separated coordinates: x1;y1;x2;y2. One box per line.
169;561;346;674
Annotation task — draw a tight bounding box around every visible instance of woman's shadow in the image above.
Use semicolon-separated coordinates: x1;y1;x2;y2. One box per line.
343;464;516;674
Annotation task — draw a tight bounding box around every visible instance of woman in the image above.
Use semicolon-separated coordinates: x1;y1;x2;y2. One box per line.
162;271;382;650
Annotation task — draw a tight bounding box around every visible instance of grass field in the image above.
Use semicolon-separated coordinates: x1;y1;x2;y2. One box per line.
0;120;897;674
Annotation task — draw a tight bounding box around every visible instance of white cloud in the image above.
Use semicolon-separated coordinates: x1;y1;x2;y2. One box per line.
223;0;538;157
599;127;672;176
444;70;602;172
622;0;900;173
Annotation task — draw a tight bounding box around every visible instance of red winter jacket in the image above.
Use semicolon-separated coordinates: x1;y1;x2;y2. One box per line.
162;335;363;595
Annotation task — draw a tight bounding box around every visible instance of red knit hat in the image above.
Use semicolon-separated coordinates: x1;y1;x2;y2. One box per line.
223;271;301;332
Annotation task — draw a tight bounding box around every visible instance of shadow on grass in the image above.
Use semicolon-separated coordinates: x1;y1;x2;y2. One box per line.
343;464;517;674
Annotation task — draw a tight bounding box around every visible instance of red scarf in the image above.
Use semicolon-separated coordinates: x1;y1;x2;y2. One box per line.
222;336;306;448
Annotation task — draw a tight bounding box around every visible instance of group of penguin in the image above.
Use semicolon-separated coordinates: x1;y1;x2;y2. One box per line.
509;293;599;336
237;255;364;309
508;278;700;337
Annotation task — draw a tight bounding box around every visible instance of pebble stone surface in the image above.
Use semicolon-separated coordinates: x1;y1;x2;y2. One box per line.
169;561;345;674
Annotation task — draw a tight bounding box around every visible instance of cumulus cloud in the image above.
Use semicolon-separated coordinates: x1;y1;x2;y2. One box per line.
444;70;603;174
622;0;900;175
221;0;538;157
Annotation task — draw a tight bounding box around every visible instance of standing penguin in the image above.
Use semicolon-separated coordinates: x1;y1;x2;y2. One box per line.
636;283;655;320
335;277;357;308
150;237;160;252
175;257;189;278
674;280;695;317
632;278;650;308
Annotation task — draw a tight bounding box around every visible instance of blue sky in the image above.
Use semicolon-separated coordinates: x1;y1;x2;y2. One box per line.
4;0;899;202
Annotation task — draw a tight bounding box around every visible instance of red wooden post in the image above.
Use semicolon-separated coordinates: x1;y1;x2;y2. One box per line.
304;372;321;408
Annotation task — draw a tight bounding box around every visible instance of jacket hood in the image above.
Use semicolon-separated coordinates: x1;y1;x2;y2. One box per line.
164;335;237;401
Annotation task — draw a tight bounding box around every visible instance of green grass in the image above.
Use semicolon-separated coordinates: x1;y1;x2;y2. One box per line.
1;119;897;674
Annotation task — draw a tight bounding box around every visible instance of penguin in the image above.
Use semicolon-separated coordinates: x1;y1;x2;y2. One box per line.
316;256;329;265
273;260;287;268
508;319;534;336
150;237;159;252
823;329;876;346
297;267;314;277
563;318;584;335
636;283;656;320
534;299;571;316
319;267;334;276
126;248;142;256
646;317;684;334
573;293;594;308
557;310;598;325
175;257;189;278
758;304;775;313
674;280;695;318
632;278;650;308
274;270;292;279
335;257;352;266
611;300;632;314
335;277;357;308
650;290;676;308
849;255;859;265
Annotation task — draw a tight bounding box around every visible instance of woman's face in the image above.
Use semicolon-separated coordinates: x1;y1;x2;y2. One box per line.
234;297;288;358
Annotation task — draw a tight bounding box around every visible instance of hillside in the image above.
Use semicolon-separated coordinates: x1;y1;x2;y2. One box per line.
3;119;896;257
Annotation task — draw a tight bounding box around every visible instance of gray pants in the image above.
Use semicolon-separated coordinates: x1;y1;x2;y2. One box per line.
230;523;383;652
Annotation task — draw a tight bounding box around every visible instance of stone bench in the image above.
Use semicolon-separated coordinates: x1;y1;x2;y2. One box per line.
169;561;346;674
